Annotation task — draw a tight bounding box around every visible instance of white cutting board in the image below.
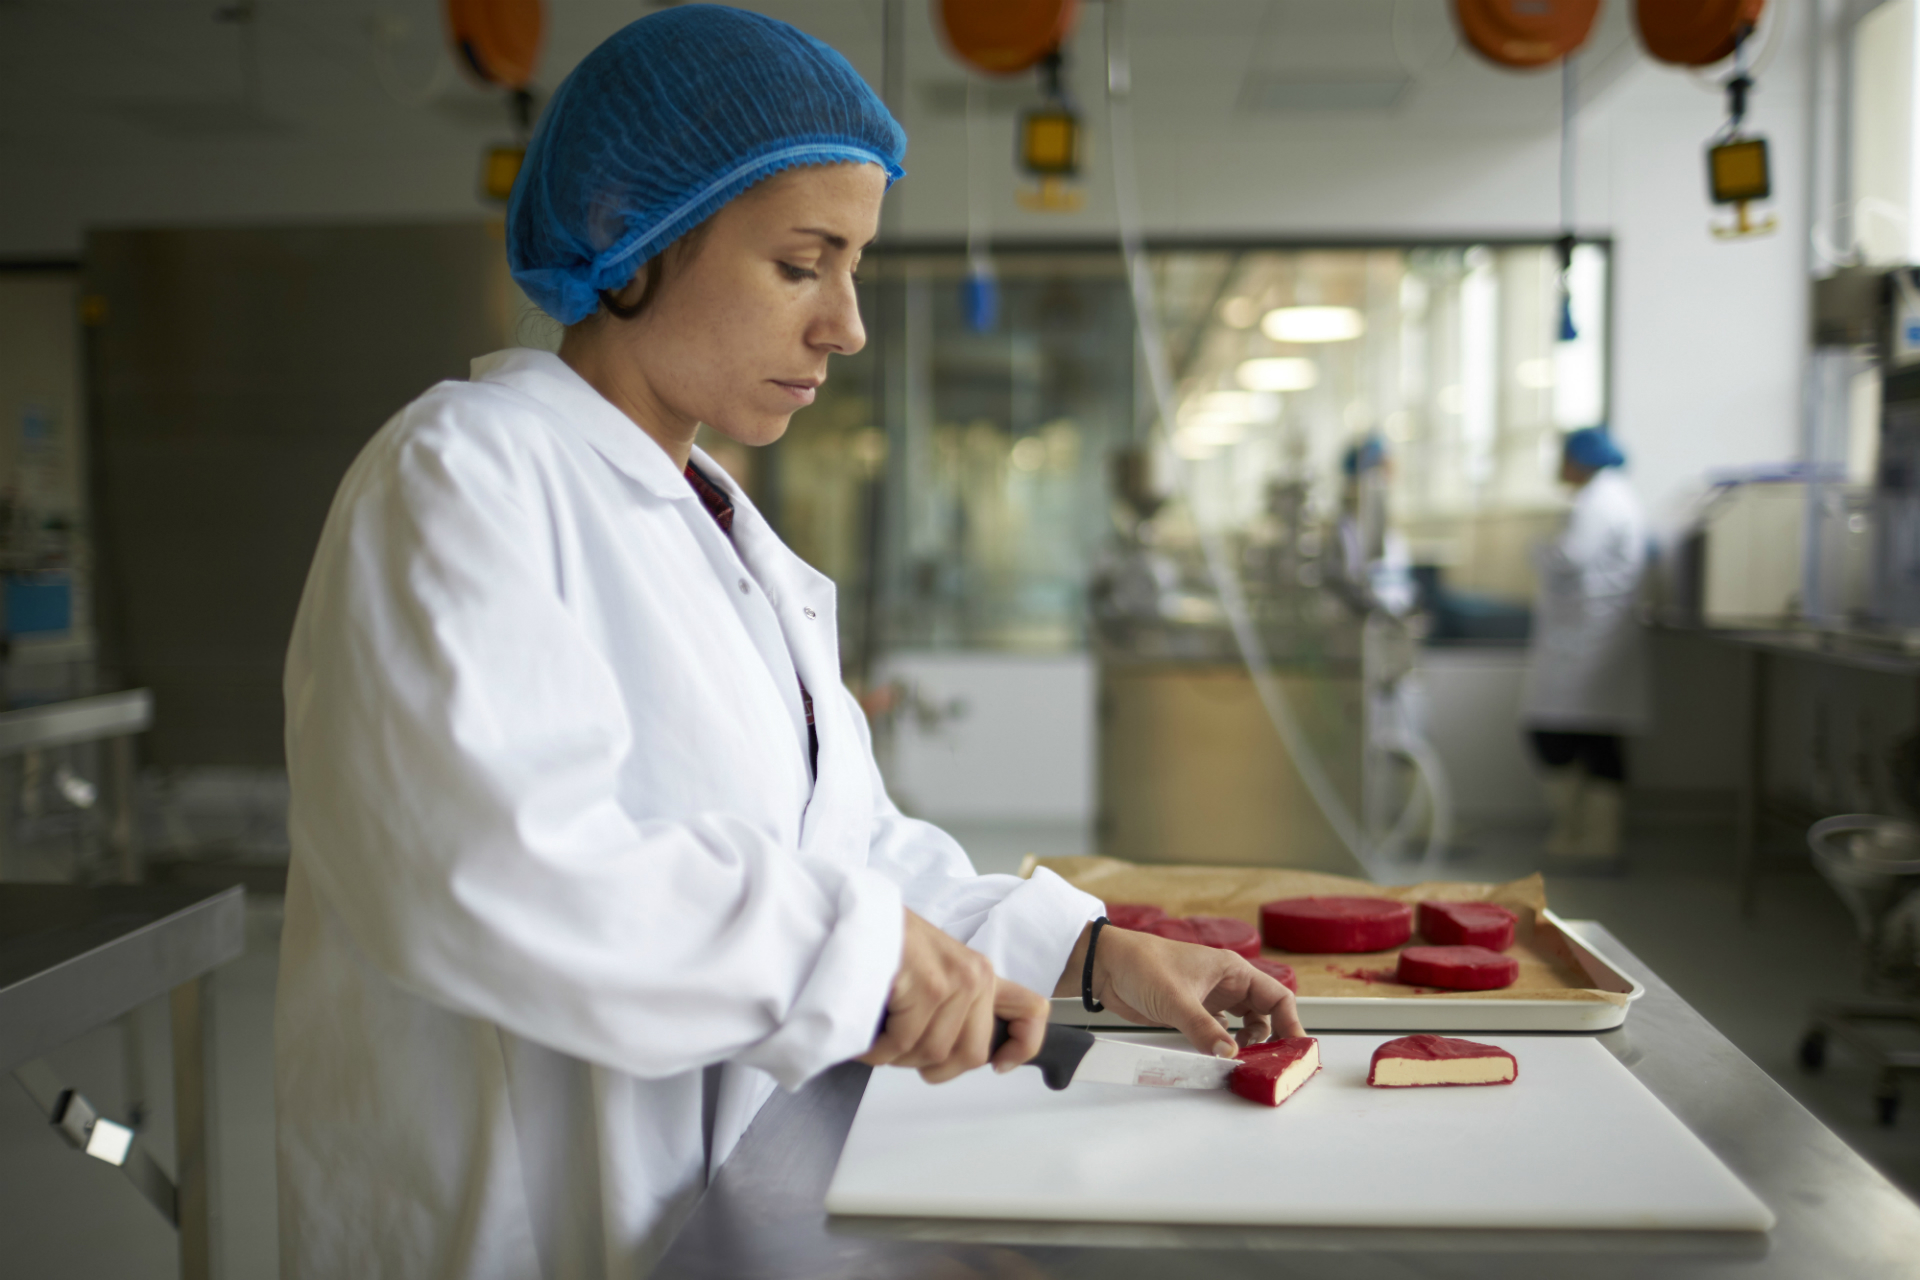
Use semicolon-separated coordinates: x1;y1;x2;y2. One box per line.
825;1033;1774;1231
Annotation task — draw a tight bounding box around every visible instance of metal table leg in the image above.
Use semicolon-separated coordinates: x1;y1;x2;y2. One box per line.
171;974;221;1280
1739;648;1770;917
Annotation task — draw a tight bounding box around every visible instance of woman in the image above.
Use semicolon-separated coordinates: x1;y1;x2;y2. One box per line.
1523;426;1650;862
274;9;1299;1278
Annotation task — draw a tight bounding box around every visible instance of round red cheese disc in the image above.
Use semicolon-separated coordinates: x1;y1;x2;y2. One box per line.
1146;915;1262;959
1260;896;1414;953
1395;945;1519;991
1104;903;1167;931
1416;900;1517;950
1249;957;1298;992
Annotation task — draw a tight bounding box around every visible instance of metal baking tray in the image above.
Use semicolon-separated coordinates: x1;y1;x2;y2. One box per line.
1050;911;1645;1034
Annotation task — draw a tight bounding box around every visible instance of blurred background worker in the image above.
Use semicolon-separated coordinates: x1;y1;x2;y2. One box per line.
1327;434;1415;619
1523;427;1649;863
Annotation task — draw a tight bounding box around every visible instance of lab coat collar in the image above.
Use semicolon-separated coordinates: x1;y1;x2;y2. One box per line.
469;348;694;501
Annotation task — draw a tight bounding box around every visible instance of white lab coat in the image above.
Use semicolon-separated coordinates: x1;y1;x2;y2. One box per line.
1522;468;1650;733
274;348;1101;1280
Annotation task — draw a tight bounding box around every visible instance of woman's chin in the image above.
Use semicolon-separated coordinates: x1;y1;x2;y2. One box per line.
702;413;793;450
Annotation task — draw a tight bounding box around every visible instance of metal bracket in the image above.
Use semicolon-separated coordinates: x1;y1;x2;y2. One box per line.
12;1058;178;1224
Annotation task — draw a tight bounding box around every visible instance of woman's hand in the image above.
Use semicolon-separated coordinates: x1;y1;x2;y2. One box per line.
1055;923;1305;1058
860;909;1050;1083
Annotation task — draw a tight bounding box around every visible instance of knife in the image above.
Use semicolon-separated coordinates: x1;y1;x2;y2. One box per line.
990;1018;1239;1092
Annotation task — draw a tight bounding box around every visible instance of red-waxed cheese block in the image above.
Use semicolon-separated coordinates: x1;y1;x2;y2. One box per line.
1104;903;1167;931
1417;900;1517;950
1260;897;1414;953
1395;945;1519;991
1146;915;1262;959
1249;958;1298;992
1229;1036;1321;1106
1368;1034;1519;1087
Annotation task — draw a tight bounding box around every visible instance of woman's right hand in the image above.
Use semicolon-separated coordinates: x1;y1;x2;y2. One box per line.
859;909;1050;1084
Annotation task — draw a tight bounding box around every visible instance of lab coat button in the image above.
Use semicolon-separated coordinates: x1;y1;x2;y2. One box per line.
803;606;817;619
737;578;750;594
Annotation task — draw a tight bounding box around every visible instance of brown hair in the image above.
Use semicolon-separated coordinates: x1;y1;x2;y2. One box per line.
593;219;714;322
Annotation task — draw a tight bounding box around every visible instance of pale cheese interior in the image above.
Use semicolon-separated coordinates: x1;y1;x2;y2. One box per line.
1371;1053;1515;1087
1268;1042;1321;1103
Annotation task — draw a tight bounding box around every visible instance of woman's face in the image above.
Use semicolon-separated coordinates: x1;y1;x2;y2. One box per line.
593;162;884;450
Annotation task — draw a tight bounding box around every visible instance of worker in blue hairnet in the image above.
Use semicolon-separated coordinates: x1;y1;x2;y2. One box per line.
1522;427;1650;863
274;8;1301;1276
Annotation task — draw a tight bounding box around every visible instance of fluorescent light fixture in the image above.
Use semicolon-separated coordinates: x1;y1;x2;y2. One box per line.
1175;414;1248;449
1261;305;1365;343
1183;390;1277;423
1236;357;1318;391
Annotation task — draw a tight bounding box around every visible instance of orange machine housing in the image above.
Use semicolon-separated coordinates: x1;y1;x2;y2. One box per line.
1636;0;1767;67
1454;0;1601;69
446;0;544;90
937;0;1081;76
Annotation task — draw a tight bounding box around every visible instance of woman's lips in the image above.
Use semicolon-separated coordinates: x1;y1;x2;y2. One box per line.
771;379;820;406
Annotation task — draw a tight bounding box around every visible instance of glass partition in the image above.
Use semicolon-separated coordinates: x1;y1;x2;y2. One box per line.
767;240;1611;672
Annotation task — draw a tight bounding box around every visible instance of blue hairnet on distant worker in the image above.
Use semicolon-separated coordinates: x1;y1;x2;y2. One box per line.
277;7;1301;1277
506;3;906;325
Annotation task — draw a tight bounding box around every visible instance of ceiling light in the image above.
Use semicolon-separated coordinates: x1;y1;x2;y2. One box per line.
1173;431;1220;460
1183;390;1278;423
1261;305;1366;343
1176;414;1249;447
1235;357;1319;392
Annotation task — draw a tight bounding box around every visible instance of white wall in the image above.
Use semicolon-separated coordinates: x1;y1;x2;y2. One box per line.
1;0;1823;542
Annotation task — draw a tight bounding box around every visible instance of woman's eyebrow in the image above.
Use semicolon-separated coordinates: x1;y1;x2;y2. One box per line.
791;227;850;250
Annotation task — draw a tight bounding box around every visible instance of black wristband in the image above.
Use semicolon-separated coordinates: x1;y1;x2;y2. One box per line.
1082;916;1109;1013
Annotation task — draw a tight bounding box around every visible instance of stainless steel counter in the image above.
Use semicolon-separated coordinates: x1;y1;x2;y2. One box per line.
653;922;1920;1278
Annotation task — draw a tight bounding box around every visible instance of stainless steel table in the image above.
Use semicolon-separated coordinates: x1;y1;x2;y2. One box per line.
654;923;1920;1279
1;883;245;1280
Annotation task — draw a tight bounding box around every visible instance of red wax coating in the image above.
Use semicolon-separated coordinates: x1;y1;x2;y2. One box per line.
1228;1036;1320;1107
1417;900;1517;950
1104;903;1168;931
1367;1033;1519;1087
1260;896;1414;953
1146;915;1263;959
1249;957;1298;992
1395;945;1520;991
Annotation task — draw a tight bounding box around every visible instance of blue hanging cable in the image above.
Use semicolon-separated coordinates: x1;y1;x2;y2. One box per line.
1557;54;1578;343
961;74;998;332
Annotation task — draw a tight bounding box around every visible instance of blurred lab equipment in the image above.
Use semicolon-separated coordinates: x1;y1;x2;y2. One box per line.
1799;814;1920;1126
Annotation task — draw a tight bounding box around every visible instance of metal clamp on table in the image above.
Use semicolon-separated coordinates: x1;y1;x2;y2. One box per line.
2;881;244;1280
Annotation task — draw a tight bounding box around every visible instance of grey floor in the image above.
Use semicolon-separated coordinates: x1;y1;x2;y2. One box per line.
2;814;1914;1277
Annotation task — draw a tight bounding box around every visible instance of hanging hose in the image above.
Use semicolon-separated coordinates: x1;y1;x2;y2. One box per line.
1102;1;1450;881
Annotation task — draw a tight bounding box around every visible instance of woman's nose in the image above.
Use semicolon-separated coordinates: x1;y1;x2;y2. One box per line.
812;274;866;356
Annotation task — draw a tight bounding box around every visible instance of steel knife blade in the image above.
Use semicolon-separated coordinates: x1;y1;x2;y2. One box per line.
990;1019;1239;1091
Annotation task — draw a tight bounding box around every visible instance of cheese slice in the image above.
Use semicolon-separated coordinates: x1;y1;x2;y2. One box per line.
1228;1037;1320;1107
1367;1034;1518;1088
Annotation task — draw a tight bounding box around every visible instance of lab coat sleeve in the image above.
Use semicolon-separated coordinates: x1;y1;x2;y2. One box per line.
836;687;1103;998
283;403;901;1090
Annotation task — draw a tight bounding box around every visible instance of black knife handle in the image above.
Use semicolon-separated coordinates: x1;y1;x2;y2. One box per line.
991;1017;1097;1091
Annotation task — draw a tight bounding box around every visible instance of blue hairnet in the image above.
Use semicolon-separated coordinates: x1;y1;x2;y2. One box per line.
1342;435;1387;477
1564;427;1625;470
507;5;906;325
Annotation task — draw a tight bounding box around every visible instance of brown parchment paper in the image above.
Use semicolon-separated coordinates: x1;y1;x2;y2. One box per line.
1022;855;1627;1007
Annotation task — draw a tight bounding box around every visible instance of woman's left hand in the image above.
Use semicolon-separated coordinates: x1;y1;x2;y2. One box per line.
1055;923;1305;1059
